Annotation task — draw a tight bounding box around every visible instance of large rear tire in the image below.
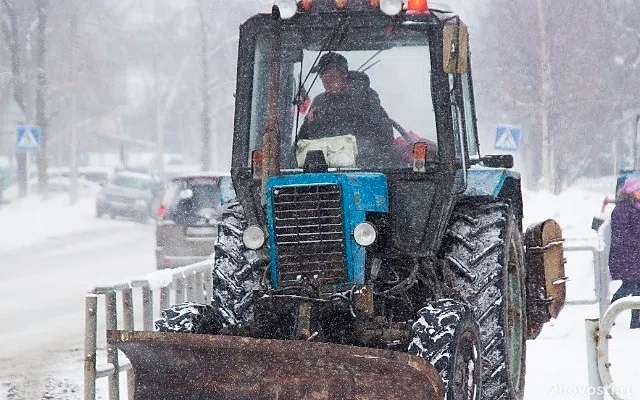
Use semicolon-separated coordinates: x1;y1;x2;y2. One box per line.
442;197;527;400
409;298;481;400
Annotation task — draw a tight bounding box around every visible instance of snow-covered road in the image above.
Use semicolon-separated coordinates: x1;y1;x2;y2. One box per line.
0;225;154;360
0;195;155;398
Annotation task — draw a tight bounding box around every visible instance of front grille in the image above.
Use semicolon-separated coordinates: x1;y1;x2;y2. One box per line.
272;184;346;286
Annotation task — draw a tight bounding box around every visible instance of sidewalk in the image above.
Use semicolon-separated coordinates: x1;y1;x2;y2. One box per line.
0;192;127;253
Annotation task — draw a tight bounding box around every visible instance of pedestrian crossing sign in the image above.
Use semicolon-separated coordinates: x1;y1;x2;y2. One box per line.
494;124;521;151
16;125;41;152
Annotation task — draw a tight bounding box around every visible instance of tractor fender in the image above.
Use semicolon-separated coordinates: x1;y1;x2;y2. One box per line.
463;167;523;228
523;219;567;340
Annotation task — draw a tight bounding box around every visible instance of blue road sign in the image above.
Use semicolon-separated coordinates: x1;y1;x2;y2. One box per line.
495;124;521;151
16;125;41;152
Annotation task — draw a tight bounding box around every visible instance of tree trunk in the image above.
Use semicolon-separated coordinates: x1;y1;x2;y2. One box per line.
69;14;78;204
35;0;49;197
2;0;29;197
536;0;555;193
198;1;212;172
152;3;164;175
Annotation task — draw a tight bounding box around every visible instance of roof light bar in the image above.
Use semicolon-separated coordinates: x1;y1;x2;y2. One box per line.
380;0;402;15
273;0;297;19
406;0;429;14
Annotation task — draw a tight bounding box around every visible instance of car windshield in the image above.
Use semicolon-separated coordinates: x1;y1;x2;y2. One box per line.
185;185;222;211
248;23;438;171
112;174;152;191
166;182;223;224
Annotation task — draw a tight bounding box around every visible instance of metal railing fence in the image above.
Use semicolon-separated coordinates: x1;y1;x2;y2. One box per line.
83;259;214;400
563;239;610;319
585;297;640;400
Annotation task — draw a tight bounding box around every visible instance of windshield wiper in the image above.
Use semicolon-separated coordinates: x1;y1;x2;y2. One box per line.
293;17;351;137
356;49;383;72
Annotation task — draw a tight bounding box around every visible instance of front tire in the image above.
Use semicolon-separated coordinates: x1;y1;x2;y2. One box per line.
154;302;223;333
210;201;261;328
409;298;481;400
442;198;527;400
153;201;261;333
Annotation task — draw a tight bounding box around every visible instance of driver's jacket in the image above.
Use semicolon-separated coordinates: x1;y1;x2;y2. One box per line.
297;89;394;166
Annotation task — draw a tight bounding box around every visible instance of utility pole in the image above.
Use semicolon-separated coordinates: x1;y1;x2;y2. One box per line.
536;0;554;192
152;4;164;176
198;1;212;171
117;114;127;168
69;14;78;204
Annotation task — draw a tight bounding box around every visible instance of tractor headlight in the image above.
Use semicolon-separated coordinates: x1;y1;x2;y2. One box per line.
243;225;266;249
354;222;377;247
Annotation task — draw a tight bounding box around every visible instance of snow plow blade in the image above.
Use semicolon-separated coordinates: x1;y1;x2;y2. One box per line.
107;330;444;400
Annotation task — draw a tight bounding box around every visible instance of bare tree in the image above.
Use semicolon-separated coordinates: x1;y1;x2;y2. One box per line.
472;0;640;192
1;0;259;187
198;0;211;171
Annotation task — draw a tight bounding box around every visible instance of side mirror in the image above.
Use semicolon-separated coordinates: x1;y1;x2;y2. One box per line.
481;154;514;168
443;21;469;74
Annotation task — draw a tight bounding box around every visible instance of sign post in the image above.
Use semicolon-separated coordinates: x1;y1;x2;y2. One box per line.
15;125;41;197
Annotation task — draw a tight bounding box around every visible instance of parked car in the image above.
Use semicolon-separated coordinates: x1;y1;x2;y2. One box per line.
155;172;233;269
78;166;112;186
95;169;164;222
42;176;102;194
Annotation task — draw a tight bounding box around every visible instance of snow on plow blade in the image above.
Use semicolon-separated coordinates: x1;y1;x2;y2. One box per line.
107;330;444;400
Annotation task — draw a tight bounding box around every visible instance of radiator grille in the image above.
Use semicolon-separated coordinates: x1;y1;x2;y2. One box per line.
272;184;346;286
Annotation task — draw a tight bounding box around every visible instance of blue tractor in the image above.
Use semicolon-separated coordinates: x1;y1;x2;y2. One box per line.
109;2;566;399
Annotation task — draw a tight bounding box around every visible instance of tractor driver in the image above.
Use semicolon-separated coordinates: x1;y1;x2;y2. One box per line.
297;52;396;167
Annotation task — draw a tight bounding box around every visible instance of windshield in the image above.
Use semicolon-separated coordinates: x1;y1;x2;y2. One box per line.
112;174;153;191
248;23;438;171
182;185;222;211
167;183;223;225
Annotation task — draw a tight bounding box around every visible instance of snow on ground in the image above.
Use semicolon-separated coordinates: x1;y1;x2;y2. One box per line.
0;189;124;253
521;180;640;400
0;190;155;400
1;177;639;399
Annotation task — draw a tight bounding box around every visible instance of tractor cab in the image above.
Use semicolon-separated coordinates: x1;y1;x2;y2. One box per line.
231;0;495;264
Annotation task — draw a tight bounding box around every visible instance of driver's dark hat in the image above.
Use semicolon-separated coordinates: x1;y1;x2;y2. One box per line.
310;52;348;74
